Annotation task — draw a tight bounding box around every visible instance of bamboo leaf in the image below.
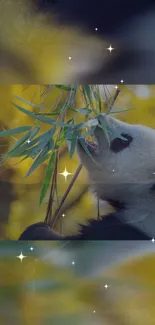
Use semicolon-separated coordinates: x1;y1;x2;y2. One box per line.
39;152;56;206
98;115;128;142
8;134;43;158
82;85;98;116
0;126;31;137
83;85;92;103
98;115;111;145
109;107;135;114
36;111;59;116
55;85;75;91
5;126;56;159
4;130;32;159
12;103;56;125
78;108;92;115
15;96;43;107
25;146;51;177
28;126;56;158
67;106;78;113
29;126;40;140
67;106;92;115
95;87;102;113
69;130;79;159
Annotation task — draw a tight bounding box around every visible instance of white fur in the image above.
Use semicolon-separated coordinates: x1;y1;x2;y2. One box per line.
77;114;155;238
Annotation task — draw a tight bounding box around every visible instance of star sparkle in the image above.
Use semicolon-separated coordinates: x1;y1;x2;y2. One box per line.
59;167;73;181
16;251;26;263
107;45;114;53
104;284;109;289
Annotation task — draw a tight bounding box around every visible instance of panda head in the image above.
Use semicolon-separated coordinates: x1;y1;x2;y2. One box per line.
77;114;155;206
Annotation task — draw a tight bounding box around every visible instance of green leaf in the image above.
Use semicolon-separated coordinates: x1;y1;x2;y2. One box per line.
109;107;135;114
98;115;128;142
5;126;56;159
57;119;97;131
67;106;78;113
65;129;73;151
78;108;92;115
56;121;77;128
36;111;59;116
49;139;54;151
94;87;102;113
0;126;32;137
25;146;50;177
29;126;40;140
66;140;71;152
98;115;111;145
4;130;32;159
12;103;56;125
28;126;56;158
82;85;98;116
39;152;56;206
83;85;92;103
15;96;43;107
55;85;75;91
65;128;74;141
7;134;43;158
69;130;79;159
67;106;92;115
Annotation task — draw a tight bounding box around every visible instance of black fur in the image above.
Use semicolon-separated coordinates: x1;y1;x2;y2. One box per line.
19;222;62;240
19;213;150;240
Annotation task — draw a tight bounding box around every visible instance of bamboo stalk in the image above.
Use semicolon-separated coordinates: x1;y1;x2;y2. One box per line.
49;164;83;228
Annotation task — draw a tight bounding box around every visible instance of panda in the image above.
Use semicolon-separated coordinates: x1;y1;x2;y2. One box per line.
19;113;155;240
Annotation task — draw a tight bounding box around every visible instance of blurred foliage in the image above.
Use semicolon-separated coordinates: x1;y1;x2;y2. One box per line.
1;241;155;325
1;85;155;239
0;0;105;83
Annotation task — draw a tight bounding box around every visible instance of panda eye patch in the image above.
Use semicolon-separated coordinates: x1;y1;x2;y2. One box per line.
110;133;133;153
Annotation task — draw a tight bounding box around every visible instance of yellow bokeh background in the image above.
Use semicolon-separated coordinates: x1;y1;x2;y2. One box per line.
0;0;105;83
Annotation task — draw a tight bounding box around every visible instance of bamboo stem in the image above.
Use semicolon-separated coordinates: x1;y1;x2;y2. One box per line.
49;164;83;228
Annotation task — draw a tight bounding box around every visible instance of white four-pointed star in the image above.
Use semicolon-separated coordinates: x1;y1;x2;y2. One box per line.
59;167;73;181
107;45;114;53
16;251;26;263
